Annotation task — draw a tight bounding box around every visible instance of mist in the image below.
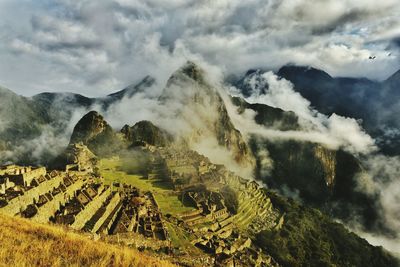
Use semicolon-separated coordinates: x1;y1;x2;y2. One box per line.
227;69;400;255
228;71;376;155
351;154;400;255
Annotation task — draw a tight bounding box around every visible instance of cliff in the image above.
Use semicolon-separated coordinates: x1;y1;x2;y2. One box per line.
160;62;256;168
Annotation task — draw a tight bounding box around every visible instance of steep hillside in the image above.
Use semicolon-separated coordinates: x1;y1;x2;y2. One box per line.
231;96;299;130
276;65;380;120
121;120;173;147
0;86;57;164
256;191;398;267
251;139;379;226
0;213;173;267
69;111;124;156
230;97;378;227
160;62;255;168
233;66;400;155
0;86;48;145
32;92;94;126
275;65;399;155
106;76;156;102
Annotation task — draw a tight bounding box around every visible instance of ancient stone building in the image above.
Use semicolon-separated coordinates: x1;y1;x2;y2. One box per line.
0;164;170;251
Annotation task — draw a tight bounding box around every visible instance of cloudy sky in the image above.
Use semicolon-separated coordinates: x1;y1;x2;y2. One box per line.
0;0;400;97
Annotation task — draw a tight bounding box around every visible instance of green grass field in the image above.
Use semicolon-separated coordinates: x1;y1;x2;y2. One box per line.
99;157;194;215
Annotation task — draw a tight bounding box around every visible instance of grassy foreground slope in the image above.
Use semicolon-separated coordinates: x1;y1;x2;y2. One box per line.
0;214;174;267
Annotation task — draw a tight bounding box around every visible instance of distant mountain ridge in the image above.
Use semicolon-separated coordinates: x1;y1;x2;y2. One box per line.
234;65;400;156
0;62;254;170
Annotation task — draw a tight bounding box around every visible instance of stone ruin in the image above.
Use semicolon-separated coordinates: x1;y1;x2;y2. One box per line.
107;184;169;241
145;147;282;266
0;163;170;251
180;187;229;226
0;144;283;266
65;143;98;173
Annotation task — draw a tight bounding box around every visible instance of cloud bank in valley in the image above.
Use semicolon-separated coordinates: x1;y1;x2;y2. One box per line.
0;0;400;96
226;71;400;255
228;72;376;155
350;155;400;255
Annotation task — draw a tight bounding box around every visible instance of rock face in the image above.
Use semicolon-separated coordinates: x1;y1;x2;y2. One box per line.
65;143;98;172
69;111;121;156
259;136;377;227
70;111;113;145
231;96;299;131
121;120;173;147
230;97;378;225
314;145;336;188
234;69;269;97
255;140;338;202
160;62;255;168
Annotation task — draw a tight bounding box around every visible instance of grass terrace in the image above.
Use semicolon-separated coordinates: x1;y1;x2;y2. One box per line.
99;157;194;216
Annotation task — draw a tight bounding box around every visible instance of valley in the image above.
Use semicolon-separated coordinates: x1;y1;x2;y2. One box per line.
0;136;397;266
0;62;399;266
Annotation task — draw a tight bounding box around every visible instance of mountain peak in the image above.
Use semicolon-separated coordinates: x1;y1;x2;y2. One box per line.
277;65;333;80
245;69;262;76
0;85;14;94
385;69;400;84
171;61;206;84
69;111;111;145
121;120;173;147
69;111;124;156
32;92;94;108
107;75;156;100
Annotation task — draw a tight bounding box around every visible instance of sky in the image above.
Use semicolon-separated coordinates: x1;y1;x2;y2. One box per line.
0;0;400;97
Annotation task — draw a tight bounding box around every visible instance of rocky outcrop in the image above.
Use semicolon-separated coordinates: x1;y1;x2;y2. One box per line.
231;96;299;131
120;120;173;147
65;143;98;172
160;62;256;168
314;145;336;189
250;138;381;227
69;111;122;156
50;142;97;172
70;111;112;144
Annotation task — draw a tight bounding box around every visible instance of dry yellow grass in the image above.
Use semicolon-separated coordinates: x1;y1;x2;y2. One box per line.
0;214;175;267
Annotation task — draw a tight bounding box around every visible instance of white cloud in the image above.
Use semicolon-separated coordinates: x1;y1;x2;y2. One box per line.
0;0;399;96
230;71;376;155
350;155;400;255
